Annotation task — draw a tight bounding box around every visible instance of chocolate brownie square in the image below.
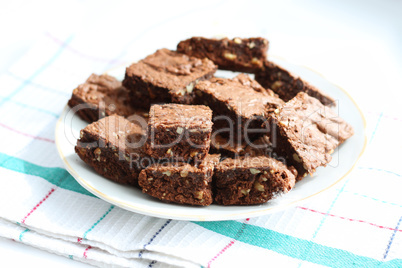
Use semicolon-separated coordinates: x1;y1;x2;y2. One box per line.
75;115;148;186
138;154;220;206
255;61;335;106
177;37;269;73
268;92;354;179
193;74;284;140
145;104;213;162
123;49;217;108
213;156;297;205
68;74;139;123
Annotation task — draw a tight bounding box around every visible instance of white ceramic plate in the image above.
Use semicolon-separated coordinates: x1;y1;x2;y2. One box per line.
55;57;366;221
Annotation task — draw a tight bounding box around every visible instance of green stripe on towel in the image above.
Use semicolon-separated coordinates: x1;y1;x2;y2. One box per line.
0;152;95;197
194;222;401;268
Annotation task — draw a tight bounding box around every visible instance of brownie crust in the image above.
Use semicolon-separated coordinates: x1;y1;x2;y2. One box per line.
268;92;354;179
68;74;138;123
123;49;217;108
194;74;284;141
255;61;335;106
177;37;269;73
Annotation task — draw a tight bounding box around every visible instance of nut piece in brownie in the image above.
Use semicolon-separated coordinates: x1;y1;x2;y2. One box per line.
269;92;354;179
213;156;297;205
139;154;220;206
145;104;213;162
123;48;217;108
68;74;138;123
177;37;269;73
255;61;335;106
194;74;284;140
75;115;148;186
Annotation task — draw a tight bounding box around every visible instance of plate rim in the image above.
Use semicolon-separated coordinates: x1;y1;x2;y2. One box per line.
55;59;367;221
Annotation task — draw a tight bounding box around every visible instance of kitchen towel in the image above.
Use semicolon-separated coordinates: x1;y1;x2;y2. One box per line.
0;27;402;268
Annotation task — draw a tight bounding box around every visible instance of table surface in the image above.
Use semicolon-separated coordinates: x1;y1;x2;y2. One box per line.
0;0;401;266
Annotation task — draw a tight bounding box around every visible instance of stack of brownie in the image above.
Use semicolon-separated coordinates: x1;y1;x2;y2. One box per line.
70;36;354;206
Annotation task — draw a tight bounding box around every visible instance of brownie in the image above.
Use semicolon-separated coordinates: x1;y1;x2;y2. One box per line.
268;92;354;179
232;73;279;96
145;104;213;162
255;61;335;106
68;74;139;123
243;135;289;166
177;37;269;73
75;115;148;186
209;132;246;159
123;49;217;108
244;135;273;156
213;156;297;205
193;74;284;140
139;154;220;206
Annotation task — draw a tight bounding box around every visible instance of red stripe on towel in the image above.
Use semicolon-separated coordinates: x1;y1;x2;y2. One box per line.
208;218;250;267
21;188;56;224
